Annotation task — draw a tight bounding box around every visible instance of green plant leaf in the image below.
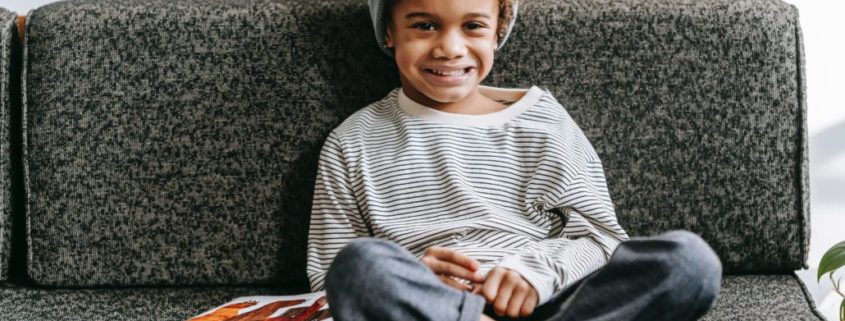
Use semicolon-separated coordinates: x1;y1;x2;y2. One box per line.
818;240;845;282
840;298;844;321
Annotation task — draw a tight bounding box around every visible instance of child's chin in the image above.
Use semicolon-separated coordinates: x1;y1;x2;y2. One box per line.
423;87;473;103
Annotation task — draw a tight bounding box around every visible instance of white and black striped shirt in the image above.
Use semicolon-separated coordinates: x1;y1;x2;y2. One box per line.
307;85;629;305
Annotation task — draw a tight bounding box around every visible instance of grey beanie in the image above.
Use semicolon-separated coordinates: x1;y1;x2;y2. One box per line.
368;0;519;57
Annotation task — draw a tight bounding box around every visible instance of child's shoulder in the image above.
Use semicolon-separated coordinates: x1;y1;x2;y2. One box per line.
492;85;578;125
330;88;402;140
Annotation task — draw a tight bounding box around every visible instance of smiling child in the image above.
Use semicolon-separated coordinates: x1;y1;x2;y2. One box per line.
306;1;723;320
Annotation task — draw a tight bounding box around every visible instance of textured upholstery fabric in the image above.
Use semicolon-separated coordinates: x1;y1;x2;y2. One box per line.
24;0;397;287
0;8;18;282
0;274;822;320
700;274;824;321
23;0;808;287
490;0;809;274
0;284;292;320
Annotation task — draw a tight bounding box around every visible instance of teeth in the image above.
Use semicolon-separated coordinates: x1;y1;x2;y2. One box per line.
429;68;468;77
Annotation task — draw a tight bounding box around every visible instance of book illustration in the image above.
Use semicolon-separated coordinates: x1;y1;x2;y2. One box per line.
187;301;264;321
265;297;330;321
188;292;332;321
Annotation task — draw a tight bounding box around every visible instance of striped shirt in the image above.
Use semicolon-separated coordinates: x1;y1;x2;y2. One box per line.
307;85;629;305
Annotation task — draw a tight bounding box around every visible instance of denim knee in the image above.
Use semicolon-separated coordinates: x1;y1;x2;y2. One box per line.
327;238;391;288
325;238;486;321
660;230;722;307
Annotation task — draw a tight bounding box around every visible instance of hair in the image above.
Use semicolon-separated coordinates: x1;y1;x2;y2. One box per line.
385;0;517;43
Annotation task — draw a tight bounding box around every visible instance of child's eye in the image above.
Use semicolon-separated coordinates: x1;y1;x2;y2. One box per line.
412;22;436;31
465;22;485;30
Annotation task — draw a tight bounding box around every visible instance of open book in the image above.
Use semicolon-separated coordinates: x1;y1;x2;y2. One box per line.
187;291;332;321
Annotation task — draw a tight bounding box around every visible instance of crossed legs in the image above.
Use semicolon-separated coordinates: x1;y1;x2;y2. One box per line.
325;230;721;321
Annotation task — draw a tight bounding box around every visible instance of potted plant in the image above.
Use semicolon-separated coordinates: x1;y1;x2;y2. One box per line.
818;240;845;321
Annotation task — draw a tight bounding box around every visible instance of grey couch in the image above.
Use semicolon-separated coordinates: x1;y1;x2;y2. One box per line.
0;0;826;320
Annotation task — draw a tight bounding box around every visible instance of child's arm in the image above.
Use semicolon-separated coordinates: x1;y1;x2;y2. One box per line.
306;131;370;291
494;112;629;307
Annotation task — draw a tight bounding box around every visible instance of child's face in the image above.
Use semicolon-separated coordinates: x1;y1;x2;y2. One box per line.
386;0;499;105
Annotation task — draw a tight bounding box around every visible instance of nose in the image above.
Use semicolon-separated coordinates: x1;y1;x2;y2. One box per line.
432;28;467;59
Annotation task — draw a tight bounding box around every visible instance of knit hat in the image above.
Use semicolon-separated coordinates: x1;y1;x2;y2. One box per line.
368;0;520;57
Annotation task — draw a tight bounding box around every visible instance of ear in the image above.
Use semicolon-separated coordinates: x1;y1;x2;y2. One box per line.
385;27;395;48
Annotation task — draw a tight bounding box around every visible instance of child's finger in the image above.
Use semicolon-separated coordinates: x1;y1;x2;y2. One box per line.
438;275;472;291
481;268;505;302
421;256;483;282
506;285;528;318
470;282;484;295
426;246;480;271
492;277;515;316
521;289;538;317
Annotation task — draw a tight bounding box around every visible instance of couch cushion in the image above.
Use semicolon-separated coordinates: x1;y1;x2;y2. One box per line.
491;0;809;273
22;0;808;287
701;274;824;321
0;8;19;282
0;274;822;320
0;284;294;320
23;0;398;287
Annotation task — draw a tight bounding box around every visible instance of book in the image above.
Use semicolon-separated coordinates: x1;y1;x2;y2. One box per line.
187;291;332;321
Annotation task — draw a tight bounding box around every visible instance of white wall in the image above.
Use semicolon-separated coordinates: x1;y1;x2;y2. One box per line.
780;2;845;320
3;0;844;318
2;0;58;14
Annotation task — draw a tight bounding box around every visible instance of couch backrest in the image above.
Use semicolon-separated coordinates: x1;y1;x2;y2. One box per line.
19;0;807;287
533;0;808;274
0;8;20;283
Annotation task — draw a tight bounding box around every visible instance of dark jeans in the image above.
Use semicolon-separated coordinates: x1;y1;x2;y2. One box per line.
325;230;722;321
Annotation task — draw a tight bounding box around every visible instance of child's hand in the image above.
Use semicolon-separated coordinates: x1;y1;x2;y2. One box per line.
420;246;486;291
472;267;538;319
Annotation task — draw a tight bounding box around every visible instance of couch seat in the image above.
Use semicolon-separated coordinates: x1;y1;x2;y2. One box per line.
0;274;824;320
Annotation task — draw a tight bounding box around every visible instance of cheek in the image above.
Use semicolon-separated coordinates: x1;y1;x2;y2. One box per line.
395;43;428;71
394;53;417;77
473;42;497;76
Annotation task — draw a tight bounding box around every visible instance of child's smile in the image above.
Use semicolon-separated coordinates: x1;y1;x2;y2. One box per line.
421;64;476;86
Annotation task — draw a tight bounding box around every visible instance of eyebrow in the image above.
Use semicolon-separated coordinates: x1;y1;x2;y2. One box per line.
404;12;432;19
404;12;493;20
464;13;493;19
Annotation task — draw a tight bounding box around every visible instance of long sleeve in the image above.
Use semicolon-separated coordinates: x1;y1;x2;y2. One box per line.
306;131;371;291
496;112;629;305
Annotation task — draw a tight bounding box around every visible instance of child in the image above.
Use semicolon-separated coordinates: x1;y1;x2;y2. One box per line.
307;0;722;320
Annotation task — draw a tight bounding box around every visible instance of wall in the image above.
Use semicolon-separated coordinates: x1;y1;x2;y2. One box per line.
780;2;845;320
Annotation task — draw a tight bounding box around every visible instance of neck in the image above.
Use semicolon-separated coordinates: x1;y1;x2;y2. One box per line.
401;85;506;115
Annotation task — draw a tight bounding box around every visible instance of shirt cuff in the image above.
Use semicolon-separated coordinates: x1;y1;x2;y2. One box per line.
496;253;557;306
495;237;608;306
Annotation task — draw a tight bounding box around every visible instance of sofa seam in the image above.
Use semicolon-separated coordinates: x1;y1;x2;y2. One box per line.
791;273;829;321
0;10;13;282
789;2;810;271
20;8;33;285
